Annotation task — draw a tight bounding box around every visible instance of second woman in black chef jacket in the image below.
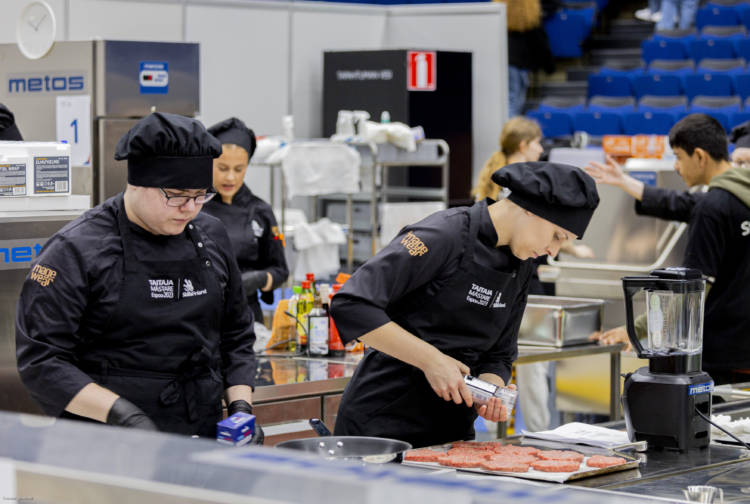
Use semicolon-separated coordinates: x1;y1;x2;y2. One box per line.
202;118;289;322
330;162;599;448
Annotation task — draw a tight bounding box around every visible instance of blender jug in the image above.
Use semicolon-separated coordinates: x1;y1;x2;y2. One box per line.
623;267;706;364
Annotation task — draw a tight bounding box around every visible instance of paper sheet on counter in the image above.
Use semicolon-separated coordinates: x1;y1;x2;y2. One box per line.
522;422;630;449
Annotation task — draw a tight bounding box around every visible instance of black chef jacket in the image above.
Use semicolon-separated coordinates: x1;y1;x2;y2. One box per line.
332;200;534;384
202;185;288;308
16;194;256;417
331;200;533;446
680;188;750;374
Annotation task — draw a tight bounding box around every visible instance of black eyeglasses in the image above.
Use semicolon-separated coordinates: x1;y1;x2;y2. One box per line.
159;188;217;207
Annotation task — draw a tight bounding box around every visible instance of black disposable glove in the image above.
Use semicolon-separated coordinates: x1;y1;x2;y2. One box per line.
228;400;264;445
241;270;268;294
228;399;253;416
106;397;158;430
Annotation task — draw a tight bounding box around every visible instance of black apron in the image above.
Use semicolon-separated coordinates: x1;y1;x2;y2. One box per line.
76;204;225;436
334;204;525;448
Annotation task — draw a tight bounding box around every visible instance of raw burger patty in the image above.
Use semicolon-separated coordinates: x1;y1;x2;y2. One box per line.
404;449;444;462
536;450;585;461
446;448;492;458
586;455;626;468
451;441;496;451
531;459;582;472
494;446;541;457
486;454;539;464
438;454;486;468
481;459;530;472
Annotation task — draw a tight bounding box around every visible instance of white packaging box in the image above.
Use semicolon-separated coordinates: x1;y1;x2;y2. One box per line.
0;141;72;197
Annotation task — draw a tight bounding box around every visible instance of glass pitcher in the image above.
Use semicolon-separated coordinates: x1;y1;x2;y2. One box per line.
623;267;706;358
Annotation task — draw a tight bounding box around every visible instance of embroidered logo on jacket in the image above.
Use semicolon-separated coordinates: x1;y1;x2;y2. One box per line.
182;278;207;298
466;283;507;309
742;220;750;237
401;232;429;256
251;219;264;237
149;278;174;299
30;264;57;287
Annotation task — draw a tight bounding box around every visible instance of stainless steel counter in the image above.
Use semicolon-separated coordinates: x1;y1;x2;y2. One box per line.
0;410;677;504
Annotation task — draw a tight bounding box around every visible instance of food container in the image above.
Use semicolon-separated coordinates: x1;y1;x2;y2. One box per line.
517;295;604;347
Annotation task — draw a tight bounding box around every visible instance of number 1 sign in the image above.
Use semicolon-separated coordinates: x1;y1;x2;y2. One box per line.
56;95;91;166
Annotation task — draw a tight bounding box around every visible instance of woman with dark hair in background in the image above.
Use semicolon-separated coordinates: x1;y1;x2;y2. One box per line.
203;118;289;324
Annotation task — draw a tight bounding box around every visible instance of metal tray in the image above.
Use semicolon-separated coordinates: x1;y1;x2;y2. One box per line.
517;295;605;348
401;440;640;483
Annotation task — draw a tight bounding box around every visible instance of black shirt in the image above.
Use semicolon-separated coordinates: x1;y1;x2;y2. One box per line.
15;194;256;416
331;200;534;382
202;185;288;303
681;188;750;371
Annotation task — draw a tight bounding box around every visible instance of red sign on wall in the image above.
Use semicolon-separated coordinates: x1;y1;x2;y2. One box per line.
407;51;436;91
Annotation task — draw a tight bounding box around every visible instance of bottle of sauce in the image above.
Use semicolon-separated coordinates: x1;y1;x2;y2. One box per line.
328;283;346;357
308;295;329;357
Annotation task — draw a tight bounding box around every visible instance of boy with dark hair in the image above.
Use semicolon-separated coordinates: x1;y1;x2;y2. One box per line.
586;114;750;384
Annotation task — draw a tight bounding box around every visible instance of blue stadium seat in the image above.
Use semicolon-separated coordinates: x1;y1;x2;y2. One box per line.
696;6;741;30
642;39;690;63
730;111;750;129
623;111;676;135
587;96;636;113
632;74;684;98
689;38;736;61
689;95;742;115
732;74;750;100
733;38;750;60
648;58;695;75
573;111;623;135
741;8;750;32
697;57;746;74
700;25;747;39
588;74;632;97
638;95;689;114
537;96;587;113
683;73;734;100
527;111;574;138
544;11;588;58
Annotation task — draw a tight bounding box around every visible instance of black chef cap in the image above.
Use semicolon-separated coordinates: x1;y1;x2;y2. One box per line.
730;120;750;149
492;161;600;239
115;112;221;189
207;117;256;159
0;103;23;141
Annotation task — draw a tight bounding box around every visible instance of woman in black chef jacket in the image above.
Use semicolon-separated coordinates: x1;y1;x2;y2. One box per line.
15;112;261;440
202;118;289;323
330;162;599;448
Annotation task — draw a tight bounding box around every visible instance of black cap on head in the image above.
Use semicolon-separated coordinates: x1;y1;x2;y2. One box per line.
207;117;256;159
0;103;23;141
115;112;221;188
492;161;600;238
730;120;750;149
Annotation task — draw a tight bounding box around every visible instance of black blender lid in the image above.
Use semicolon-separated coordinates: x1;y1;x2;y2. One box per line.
650;267;703;280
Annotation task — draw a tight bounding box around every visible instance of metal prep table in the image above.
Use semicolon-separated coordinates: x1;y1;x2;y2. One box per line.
0;409;697;504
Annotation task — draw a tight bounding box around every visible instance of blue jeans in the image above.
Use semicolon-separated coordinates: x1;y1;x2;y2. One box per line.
657;0;699;30
508;65;530;118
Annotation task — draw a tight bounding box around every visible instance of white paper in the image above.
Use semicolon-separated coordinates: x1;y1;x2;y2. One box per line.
522;422;631;449
56;95;91;166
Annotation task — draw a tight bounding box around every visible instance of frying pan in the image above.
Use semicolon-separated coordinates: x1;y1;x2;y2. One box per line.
275;419;412;463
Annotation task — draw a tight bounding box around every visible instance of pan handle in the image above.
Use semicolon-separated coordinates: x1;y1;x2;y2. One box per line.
309;418;332;437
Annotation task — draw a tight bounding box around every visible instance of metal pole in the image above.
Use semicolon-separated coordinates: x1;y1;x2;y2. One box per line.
346;193;354;273
610;350;622;420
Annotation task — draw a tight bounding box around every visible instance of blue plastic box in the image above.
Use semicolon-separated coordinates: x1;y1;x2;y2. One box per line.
216;413;256;446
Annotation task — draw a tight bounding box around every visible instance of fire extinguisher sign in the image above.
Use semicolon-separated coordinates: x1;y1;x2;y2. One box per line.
407;51;436;91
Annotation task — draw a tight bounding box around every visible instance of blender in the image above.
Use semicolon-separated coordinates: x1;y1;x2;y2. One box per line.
621;267;713;451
